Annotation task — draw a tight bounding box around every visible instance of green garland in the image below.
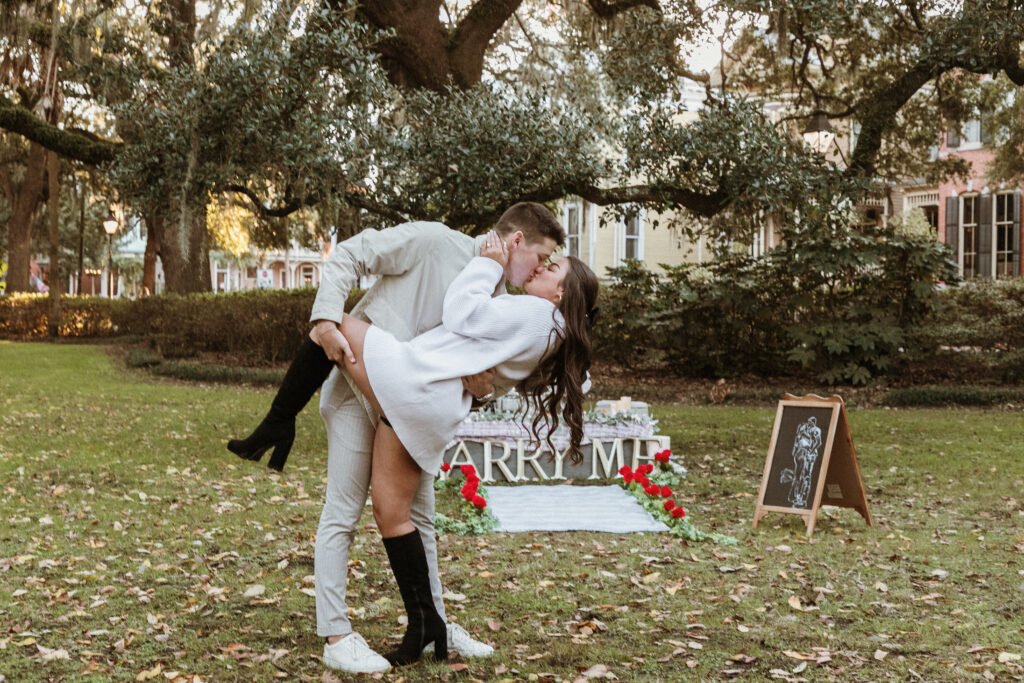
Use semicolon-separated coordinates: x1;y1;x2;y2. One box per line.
620;454;737;545
466;405;659;432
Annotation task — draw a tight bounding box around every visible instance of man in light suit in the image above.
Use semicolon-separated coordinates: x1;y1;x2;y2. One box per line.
310;203;564;673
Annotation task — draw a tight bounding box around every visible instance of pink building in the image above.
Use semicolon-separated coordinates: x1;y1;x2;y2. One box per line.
934;121;1022;279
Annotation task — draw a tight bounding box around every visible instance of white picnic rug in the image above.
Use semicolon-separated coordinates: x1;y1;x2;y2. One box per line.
484;484;670;533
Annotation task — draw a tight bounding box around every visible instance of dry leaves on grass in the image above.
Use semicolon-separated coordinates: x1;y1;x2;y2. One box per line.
572;663;617;680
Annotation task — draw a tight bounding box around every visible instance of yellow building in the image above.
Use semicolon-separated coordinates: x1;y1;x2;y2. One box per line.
558;200;713;277
557;81;717;276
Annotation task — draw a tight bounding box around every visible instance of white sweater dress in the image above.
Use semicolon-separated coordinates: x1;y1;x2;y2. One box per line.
363;257;564;474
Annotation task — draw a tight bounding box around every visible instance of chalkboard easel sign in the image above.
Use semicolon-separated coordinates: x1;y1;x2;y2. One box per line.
753;394;871;536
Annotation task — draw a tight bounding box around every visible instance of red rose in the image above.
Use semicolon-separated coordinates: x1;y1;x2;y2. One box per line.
660;486;672;498
671;507;685;518
618;465;633;477
645;484;660;496
655;449;671;463
461;481;478;499
622;471;633;484
663;500;675;511
471;495;487;509
634;475;649;488
441;462;451;472
641;464;655;474
460;464;476;477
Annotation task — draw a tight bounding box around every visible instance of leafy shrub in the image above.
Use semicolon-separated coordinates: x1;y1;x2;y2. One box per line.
652;256;795;377
591;260;662;368
779;218;958;385
592;218;957;384
125;347;163;368
914;278;1024;352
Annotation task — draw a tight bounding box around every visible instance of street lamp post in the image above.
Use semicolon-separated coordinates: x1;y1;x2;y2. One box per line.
103;212;118;298
802;113;836;156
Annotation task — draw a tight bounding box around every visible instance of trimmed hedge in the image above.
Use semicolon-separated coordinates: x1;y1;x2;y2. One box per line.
4;270;1023;386
882;385;1024;407
149;361;286;386
1;288;363;365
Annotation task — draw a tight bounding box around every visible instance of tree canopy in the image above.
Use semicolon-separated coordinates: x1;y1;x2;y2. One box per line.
2;0;1024;292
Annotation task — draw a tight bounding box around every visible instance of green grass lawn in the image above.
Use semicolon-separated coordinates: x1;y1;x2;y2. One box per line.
1;340;1023;682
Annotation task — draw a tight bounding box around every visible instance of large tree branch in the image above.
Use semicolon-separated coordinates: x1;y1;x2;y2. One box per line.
0;161;12;205
0;95;120;165
221;183;412;225
439;181;729;230
448;0;524;85
1004;59;1024;86
347;0;452;90
586;0;661;19
844;62;936;179
570;182;729;217
222;183;312;218
845;32;1024;180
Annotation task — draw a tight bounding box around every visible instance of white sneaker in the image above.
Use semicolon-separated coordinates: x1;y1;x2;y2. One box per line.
322;633;391;673
424;622;495;658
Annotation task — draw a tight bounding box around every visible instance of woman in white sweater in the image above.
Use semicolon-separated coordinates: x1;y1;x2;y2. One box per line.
312;230;599;666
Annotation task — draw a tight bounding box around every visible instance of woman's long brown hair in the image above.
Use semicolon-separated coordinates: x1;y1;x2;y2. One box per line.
516;256;599;465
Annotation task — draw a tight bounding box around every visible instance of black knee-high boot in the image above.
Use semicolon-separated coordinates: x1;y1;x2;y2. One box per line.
227;338;334;471
382;530;448;665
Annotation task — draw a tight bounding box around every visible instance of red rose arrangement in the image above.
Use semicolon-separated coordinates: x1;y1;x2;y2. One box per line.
617;450;692;533
433;462;497;535
459;465;485;508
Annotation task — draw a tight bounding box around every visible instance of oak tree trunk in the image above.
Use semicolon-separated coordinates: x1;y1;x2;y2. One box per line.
142;212;162;295
46;150;61;335
160;201;211;294
4;142;47;293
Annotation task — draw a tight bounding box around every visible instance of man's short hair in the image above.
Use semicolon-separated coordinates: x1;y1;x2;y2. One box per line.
493;202;566;246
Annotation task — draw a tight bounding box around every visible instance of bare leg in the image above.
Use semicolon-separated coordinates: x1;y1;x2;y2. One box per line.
320;315;385;416
370;422;448;664
371;423;423;538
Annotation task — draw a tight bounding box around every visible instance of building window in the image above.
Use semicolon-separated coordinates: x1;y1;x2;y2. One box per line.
948;115;989;149
302;265;314;286
961;195;980;277
963;119;982;145
995;192;1014;278
246;266;257;279
904;191;939;233
624;214;641;260
565;205;581;258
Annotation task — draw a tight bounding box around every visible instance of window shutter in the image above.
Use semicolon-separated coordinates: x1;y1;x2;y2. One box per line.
944;196;960;269
1014;189;1022;276
978;195;993;278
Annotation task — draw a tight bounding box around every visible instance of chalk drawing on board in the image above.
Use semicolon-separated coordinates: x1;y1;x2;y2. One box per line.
779;416;822;508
